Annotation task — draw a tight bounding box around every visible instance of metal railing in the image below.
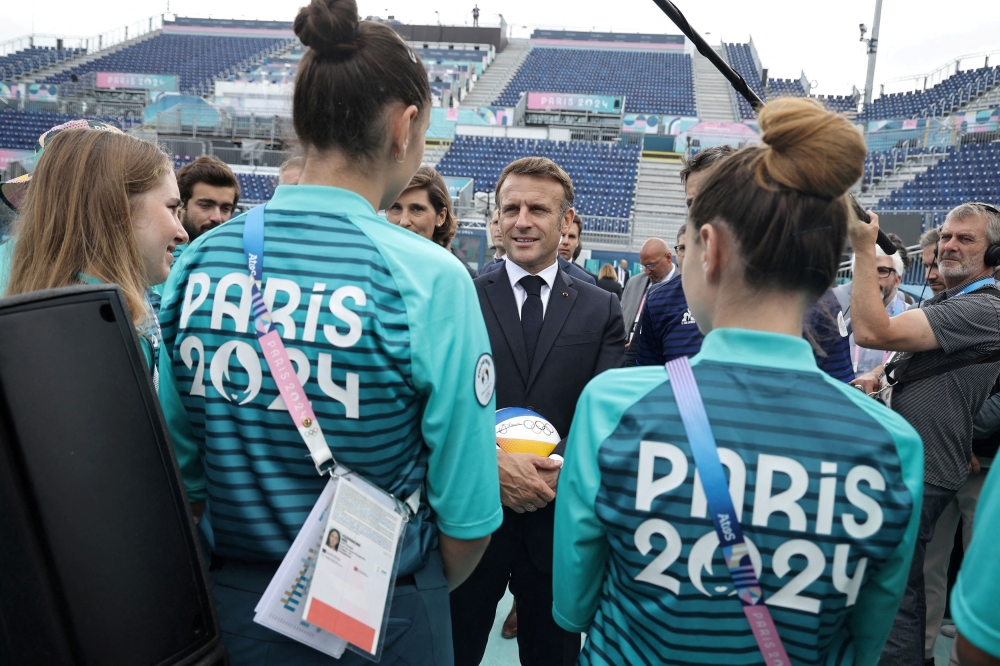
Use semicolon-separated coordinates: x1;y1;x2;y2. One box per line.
154;107;291;142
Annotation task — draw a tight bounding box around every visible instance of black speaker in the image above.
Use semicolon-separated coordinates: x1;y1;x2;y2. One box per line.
0;285;225;666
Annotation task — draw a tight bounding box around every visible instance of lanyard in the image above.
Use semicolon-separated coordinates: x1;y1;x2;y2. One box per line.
955;277;996;295
244;205;335;475
665;357;791;666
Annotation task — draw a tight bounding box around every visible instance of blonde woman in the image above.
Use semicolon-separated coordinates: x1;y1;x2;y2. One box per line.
596;263;623;299
5;128;187;372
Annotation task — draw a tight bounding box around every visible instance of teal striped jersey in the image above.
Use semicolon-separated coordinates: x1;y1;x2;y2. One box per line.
158;185;502;571
553;328;924;666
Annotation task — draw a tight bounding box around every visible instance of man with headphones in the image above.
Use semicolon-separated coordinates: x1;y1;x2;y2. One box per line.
850;202;1000;666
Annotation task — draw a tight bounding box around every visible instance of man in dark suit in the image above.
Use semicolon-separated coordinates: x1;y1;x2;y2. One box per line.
616;259;630;288
450;157;625;666
478;209;505;276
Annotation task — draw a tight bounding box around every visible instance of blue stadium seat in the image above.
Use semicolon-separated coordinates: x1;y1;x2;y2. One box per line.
494;48;696;116
0;110;137;151
0;46;86;82
874;143;1000;212
40;34;293;95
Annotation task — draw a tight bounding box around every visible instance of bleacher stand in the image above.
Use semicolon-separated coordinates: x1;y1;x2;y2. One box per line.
0;110;135;151
815;95;858;113
41;34;293;96
767;78;805;98
436;136;639;231
723;43;766;120
495;48;696;116
858;66;1000;122
876;142;1000;226
0;46;85;81
236;172;278;204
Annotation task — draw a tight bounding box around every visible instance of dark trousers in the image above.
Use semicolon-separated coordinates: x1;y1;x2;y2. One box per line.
879;482;958;666
450;509;580;666
211;550;452;665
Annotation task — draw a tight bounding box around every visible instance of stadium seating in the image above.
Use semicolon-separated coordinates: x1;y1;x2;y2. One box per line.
436;136;639;229
858;66;1000;122
877;143;1000;220
723;43;765;120
494;48;696;116
0;110;135;150
1;46;86;81
767;78;805;98
41;34;292;95
814;95;858;113
236;172;278;204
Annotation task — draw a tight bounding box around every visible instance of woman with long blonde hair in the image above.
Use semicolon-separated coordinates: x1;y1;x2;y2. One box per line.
6;128;188;371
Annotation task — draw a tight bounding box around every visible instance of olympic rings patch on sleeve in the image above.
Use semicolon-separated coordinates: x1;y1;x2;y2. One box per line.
474;353;496;407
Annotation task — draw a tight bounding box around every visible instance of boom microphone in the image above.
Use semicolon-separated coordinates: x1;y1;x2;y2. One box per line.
652;0;898;256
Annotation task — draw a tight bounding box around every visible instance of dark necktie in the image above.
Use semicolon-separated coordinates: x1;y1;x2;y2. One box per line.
519;275;545;366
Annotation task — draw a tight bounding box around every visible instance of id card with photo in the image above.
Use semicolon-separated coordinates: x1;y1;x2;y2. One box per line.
302;471;406;661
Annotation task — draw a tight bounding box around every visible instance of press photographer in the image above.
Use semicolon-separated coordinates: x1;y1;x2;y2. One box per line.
849;202;1000;664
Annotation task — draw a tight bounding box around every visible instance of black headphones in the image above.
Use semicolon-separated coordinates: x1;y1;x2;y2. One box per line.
936;239;1000;267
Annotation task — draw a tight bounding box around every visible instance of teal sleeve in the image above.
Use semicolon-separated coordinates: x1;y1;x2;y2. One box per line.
156;248;207;503
951;465;1000;658
553;366;667;632
821;376;924;666
158;346;207;503
373;226;502;540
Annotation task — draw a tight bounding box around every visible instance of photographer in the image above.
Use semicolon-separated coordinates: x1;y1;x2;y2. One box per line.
850;203;1000;665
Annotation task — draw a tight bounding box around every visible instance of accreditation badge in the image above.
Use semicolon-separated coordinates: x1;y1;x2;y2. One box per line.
302;469;407;662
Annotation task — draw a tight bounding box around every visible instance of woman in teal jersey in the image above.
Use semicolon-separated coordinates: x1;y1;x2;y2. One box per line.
4;127;186;373
156;0;502;663
553;97;925;666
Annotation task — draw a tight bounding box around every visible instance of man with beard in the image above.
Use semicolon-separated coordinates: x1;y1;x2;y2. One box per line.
175;156;240;243
833;242;907;376
851;203;1000;665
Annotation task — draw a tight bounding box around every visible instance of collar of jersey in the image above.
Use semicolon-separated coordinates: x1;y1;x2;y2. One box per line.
692;328;821;374
268;184;377;216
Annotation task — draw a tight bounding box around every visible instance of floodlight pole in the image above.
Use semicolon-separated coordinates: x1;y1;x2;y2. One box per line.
863;0;883;110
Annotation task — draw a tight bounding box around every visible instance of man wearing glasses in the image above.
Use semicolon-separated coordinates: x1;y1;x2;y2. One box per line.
620;237;674;366
832;242;907;376
850;203;1000;665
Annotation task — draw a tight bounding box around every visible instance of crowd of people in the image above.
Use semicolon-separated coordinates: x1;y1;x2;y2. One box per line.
1;0;999;665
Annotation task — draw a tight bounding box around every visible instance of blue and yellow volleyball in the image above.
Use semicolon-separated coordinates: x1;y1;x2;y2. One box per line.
495;408;560;457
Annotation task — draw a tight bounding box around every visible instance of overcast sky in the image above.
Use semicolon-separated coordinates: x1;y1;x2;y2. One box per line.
4;0;1000;97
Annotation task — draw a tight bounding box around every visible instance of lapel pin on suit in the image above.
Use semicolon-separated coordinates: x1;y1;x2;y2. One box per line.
562;292;568;297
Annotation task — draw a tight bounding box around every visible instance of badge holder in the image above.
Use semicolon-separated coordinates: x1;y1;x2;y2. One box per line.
243;205;414;662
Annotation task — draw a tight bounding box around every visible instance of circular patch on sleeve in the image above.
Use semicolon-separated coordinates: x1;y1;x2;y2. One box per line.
474;353;496;407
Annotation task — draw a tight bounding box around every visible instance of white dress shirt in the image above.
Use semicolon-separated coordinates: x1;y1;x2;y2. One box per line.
506;259;559;319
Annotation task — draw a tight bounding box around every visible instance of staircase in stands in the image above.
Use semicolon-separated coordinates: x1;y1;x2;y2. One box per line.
422;143;449;167
857;151;950;209
460;39;531;109
630;158;688;246
25;31;162;85
693;46;738;123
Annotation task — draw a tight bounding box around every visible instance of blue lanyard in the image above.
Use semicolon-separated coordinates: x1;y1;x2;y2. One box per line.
664;357;790;666
956;277;996;296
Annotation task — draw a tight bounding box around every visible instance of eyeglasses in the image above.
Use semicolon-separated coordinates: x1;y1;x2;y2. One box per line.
674;244;686;254
641;255;666;270
876;267;897;278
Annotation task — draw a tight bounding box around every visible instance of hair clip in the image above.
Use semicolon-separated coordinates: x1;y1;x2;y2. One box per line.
407;48;417;64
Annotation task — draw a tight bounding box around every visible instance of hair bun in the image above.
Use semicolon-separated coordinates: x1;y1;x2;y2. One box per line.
294;0;360;58
758;97;866;200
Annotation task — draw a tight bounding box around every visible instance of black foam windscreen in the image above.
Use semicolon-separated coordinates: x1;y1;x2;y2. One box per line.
0;285;224;666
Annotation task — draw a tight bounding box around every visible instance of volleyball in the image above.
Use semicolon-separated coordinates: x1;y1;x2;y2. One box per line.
495;408;560;457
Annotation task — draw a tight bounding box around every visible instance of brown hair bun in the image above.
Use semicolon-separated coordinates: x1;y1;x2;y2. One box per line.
294;0;359;59
758;97;866;200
